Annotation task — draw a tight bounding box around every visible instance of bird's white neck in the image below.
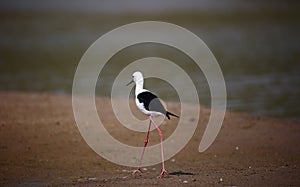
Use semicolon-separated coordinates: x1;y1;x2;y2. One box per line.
134;79;144;96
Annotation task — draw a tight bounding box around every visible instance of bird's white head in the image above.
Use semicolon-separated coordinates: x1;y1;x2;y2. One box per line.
132;71;143;83
126;71;144;89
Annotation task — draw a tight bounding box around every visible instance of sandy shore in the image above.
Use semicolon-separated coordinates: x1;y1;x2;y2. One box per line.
0;91;299;186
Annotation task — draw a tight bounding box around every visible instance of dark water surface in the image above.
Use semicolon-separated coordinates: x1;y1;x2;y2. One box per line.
0;1;299;121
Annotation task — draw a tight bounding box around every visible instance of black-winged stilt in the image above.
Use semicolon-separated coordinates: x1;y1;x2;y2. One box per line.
127;71;179;178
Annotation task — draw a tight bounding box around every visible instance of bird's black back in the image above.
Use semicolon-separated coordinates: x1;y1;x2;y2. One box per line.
137;91;167;115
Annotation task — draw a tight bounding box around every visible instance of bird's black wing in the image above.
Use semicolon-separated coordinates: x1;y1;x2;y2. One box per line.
137;91;166;115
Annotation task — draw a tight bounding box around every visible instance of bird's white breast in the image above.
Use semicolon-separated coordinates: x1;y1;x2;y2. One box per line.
135;97;150;115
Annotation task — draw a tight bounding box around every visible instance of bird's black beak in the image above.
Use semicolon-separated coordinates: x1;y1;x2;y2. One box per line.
126;80;134;86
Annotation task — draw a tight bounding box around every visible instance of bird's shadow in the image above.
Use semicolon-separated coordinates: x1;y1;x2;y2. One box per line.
169;171;195;176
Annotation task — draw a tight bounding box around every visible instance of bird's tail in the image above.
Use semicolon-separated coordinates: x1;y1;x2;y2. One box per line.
166;111;180;120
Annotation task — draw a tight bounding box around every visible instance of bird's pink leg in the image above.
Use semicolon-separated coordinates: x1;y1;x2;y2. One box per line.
132;120;151;175
149;116;167;178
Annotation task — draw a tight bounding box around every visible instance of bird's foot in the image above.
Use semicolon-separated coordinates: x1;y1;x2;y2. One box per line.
158;169;168;178
132;168;142;176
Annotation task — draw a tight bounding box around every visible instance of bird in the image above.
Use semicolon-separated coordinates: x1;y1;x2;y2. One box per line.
127;71;179;178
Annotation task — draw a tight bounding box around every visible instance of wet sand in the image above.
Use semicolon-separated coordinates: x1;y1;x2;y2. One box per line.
0;92;299;186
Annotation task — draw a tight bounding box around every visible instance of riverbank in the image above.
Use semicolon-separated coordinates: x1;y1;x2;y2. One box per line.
0;91;299;186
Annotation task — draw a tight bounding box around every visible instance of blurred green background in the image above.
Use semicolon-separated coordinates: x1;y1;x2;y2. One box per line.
0;0;299;121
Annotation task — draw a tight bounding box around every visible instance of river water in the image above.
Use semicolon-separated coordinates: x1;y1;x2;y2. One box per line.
0;1;299;121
